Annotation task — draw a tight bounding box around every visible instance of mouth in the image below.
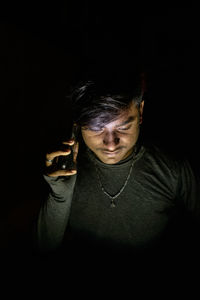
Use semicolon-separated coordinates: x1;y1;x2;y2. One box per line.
102;150;121;157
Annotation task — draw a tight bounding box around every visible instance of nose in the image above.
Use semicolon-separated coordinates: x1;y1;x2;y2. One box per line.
103;131;120;149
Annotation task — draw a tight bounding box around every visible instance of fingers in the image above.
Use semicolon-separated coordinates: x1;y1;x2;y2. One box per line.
45;140;75;166
73;141;79;163
45;149;70;167
46;149;70;160
45;139;79;176
62;140;75;146
46;169;77;177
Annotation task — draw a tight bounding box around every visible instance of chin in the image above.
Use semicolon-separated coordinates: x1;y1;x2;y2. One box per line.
94;148;132;164
99;154;124;164
101;158;120;164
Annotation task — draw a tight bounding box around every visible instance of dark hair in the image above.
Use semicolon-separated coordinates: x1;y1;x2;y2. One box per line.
70;70;145;129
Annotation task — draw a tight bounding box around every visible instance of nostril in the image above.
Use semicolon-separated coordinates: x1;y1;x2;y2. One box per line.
103;136;120;145
114;137;120;144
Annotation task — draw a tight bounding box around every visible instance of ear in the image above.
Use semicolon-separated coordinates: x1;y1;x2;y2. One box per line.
139;100;144;115
139;101;144;124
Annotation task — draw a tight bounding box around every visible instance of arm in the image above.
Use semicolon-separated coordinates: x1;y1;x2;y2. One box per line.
178;159;200;220
176;159;200;253
33;139;79;253
35;174;77;253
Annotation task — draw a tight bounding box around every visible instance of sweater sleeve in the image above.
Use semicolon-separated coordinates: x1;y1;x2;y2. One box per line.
34;174;77;253
177;159;200;222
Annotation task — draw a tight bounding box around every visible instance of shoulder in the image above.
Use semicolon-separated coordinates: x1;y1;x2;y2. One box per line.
141;141;187;174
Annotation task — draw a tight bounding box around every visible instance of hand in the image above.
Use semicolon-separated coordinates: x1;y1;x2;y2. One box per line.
45;139;79;177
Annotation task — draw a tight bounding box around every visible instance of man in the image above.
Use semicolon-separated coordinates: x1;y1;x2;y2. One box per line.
34;70;200;264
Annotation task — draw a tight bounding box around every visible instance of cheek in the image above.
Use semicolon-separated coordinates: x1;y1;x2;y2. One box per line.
82;133;90;145
122;129;140;144
81;131;89;145
122;135;135;145
82;132;99;147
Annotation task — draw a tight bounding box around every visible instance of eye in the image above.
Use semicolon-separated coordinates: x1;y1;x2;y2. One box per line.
118;127;129;131
117;125;132;131
89;127;104;132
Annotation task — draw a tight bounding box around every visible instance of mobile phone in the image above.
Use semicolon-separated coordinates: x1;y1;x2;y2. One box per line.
57;124;79;170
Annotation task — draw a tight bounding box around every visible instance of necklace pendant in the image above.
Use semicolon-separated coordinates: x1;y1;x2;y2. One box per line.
110;201;116;208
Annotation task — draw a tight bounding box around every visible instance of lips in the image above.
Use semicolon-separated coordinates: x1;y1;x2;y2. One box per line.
102;150;120;156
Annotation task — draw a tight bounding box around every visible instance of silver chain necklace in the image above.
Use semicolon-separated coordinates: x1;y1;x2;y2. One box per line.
90;148;137;208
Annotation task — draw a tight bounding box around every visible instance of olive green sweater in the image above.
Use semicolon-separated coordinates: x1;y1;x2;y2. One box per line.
35;143;200;254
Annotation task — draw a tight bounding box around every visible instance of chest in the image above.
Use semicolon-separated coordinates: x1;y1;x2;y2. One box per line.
68;165;177;248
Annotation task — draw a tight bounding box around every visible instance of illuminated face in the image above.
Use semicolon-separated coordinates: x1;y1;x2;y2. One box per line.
81;101;144;164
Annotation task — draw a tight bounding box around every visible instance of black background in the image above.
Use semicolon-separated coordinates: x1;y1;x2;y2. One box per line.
0;2;199;254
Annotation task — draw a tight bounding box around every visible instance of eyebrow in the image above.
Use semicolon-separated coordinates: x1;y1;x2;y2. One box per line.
116;116;135;127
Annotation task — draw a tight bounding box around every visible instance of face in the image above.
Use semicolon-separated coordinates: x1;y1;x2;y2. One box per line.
81;101;144;164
